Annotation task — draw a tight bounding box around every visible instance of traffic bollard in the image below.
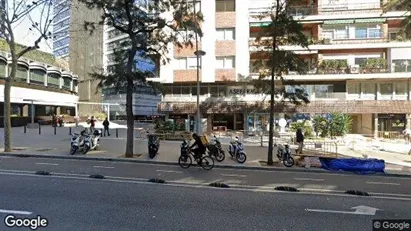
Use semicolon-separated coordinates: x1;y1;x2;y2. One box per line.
24;126;26;133
101;129;104;137
69;127;72;135
54;126;56;135
39;123;41;134
116;129;118;138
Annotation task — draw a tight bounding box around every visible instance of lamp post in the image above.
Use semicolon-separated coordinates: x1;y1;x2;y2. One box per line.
192;0;205;134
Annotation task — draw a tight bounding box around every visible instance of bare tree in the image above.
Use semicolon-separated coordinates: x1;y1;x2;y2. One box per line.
0;0;66;152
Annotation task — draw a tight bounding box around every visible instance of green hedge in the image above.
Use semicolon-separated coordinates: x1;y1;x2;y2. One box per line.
0;39;57;66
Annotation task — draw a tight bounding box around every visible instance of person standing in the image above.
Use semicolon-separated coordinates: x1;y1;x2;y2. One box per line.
89;116;95;133
103;117;110;136
296;128;304;155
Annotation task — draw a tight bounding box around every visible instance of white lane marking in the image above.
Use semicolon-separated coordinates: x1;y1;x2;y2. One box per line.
366;181;401;186
221;174;247;178
294;178;324;182
93;166;115;169
0;209;32;215
35;163;58;166
0;171;411;201
156;170;182;173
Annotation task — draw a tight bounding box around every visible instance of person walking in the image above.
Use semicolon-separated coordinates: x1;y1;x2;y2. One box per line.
89;116;95;133
103;117;110;136
296;128;304;155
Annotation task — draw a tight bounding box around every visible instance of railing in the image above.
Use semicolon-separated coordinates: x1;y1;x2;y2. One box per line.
162;94;268;102
377;131;404;140
320;2;381;13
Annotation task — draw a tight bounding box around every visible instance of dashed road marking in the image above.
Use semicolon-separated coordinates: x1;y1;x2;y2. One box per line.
294;178;324;182
156;170;182;174
35;163;58;166
366;181;400;186
93;166;115;169
221;174;247;178
0;209;32;215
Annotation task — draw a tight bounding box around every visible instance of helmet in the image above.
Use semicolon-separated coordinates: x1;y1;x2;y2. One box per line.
93;130;102;136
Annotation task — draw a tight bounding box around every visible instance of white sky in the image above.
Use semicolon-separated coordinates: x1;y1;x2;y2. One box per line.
9;1;53;53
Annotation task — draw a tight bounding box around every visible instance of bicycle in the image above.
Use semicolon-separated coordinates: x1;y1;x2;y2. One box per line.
178;136;214;170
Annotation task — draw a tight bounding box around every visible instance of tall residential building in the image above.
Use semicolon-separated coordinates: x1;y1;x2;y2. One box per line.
156;0;411;138
53;0;104;116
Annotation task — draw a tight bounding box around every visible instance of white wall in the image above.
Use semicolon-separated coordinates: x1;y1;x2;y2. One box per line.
201;0;216;83
236;0;250;80
390;48;411;60
0;86;78;106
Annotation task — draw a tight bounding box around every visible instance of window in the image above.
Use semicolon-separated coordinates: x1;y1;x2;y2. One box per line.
393;60;411;72
16;65;27;80
216;28;235;40
380;83;393;95
0;61;6;78
395;82;407;95
62;77;71;90
53;37;69;49
389;32;398;40
30;69;45;84
48;73;60;87
322;26;348;39
216;56;235;69
362;83;375;94
355;26;382;39
216;0;235;12
175;58;187;69
355;58;367;66
347;83;360;94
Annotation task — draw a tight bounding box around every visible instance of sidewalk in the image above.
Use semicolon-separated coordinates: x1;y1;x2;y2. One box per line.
1;126;411;176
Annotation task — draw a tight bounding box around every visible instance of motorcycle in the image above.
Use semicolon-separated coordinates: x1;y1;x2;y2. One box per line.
83;130;101;154
147;131;160;159
228;136;247;164
207;135;225;162
70;132;82;155
178;134;214;170
275;143;295;167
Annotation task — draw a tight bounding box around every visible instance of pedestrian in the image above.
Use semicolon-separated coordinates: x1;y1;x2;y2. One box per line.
89;116;95;133
296;128;304;155
103;117;110;136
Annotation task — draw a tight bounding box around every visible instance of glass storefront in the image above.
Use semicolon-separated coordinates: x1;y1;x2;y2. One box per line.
378;114;406;132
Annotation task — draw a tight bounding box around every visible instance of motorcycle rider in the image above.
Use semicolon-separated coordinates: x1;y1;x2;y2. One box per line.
189;133;206;161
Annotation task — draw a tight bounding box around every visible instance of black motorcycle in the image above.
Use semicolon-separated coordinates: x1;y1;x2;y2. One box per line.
147;132;160;159
275;143;295;167
207;135;225;162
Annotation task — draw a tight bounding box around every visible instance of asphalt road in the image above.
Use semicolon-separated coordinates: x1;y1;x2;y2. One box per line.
0;173;409;231
0;156;410;198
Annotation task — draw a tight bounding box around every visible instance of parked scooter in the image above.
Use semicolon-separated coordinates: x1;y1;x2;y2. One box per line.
207;135;225;162
147;131;160;158
70;129;87;155
83;130;101;154
275;143;295;167
228;136;247;164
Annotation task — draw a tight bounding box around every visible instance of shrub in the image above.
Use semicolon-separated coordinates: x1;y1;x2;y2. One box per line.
290;120;314;137
312;113;352;138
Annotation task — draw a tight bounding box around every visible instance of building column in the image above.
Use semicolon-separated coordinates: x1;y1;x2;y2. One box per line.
56;106;61;115
406;114;411;130
22;104;29;116
374;114;379;139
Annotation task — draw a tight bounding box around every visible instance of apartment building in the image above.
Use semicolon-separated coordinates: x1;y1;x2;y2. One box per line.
155;0;411;137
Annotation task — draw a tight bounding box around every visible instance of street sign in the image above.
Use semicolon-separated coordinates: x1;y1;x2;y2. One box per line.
305;205;380;216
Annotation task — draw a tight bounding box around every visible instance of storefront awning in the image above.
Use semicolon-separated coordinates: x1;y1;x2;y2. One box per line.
323;19;354;25
355;18;387;23
250;22;271;27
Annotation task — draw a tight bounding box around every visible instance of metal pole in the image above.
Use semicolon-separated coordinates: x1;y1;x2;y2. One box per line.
107;104;110;121
193;0;200;134
31;101;34;124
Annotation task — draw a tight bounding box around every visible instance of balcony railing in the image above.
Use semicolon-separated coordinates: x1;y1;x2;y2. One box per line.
313;92;347;100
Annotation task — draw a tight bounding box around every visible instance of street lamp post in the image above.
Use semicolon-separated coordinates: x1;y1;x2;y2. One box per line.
192;0;205;134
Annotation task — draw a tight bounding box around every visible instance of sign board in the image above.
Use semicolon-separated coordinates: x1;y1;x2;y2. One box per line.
162;103;173;112
278;118;287;128
228;89;262;95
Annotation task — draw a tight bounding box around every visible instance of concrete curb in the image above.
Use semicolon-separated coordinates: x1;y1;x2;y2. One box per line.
1;152;411;178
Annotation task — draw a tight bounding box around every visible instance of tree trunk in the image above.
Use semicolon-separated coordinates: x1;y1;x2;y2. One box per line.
3;79;12;152
3;53;17;153
124;45;137;158
267;72;275;165
125;80;134;157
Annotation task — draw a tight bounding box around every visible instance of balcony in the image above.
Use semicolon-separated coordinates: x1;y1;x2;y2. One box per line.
249;5;315;18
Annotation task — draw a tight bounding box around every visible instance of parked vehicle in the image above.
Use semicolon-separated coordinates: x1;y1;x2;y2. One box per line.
275;143;295;167
178;135;214;170
228;136;247;164
147;132;160;159
83;130;101;154
207;135;225;162
70;129;87;155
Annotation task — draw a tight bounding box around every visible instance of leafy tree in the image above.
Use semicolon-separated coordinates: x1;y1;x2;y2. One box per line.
384;0;411;39
251;0;310;165
80;0;202;157
313;113;352;138
0;0;64;152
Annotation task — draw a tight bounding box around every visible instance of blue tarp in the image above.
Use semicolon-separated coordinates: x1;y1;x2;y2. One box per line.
319;158;385;175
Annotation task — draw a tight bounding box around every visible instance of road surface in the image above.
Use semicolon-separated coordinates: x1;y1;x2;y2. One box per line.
0;156;410;198
0;173;410;231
